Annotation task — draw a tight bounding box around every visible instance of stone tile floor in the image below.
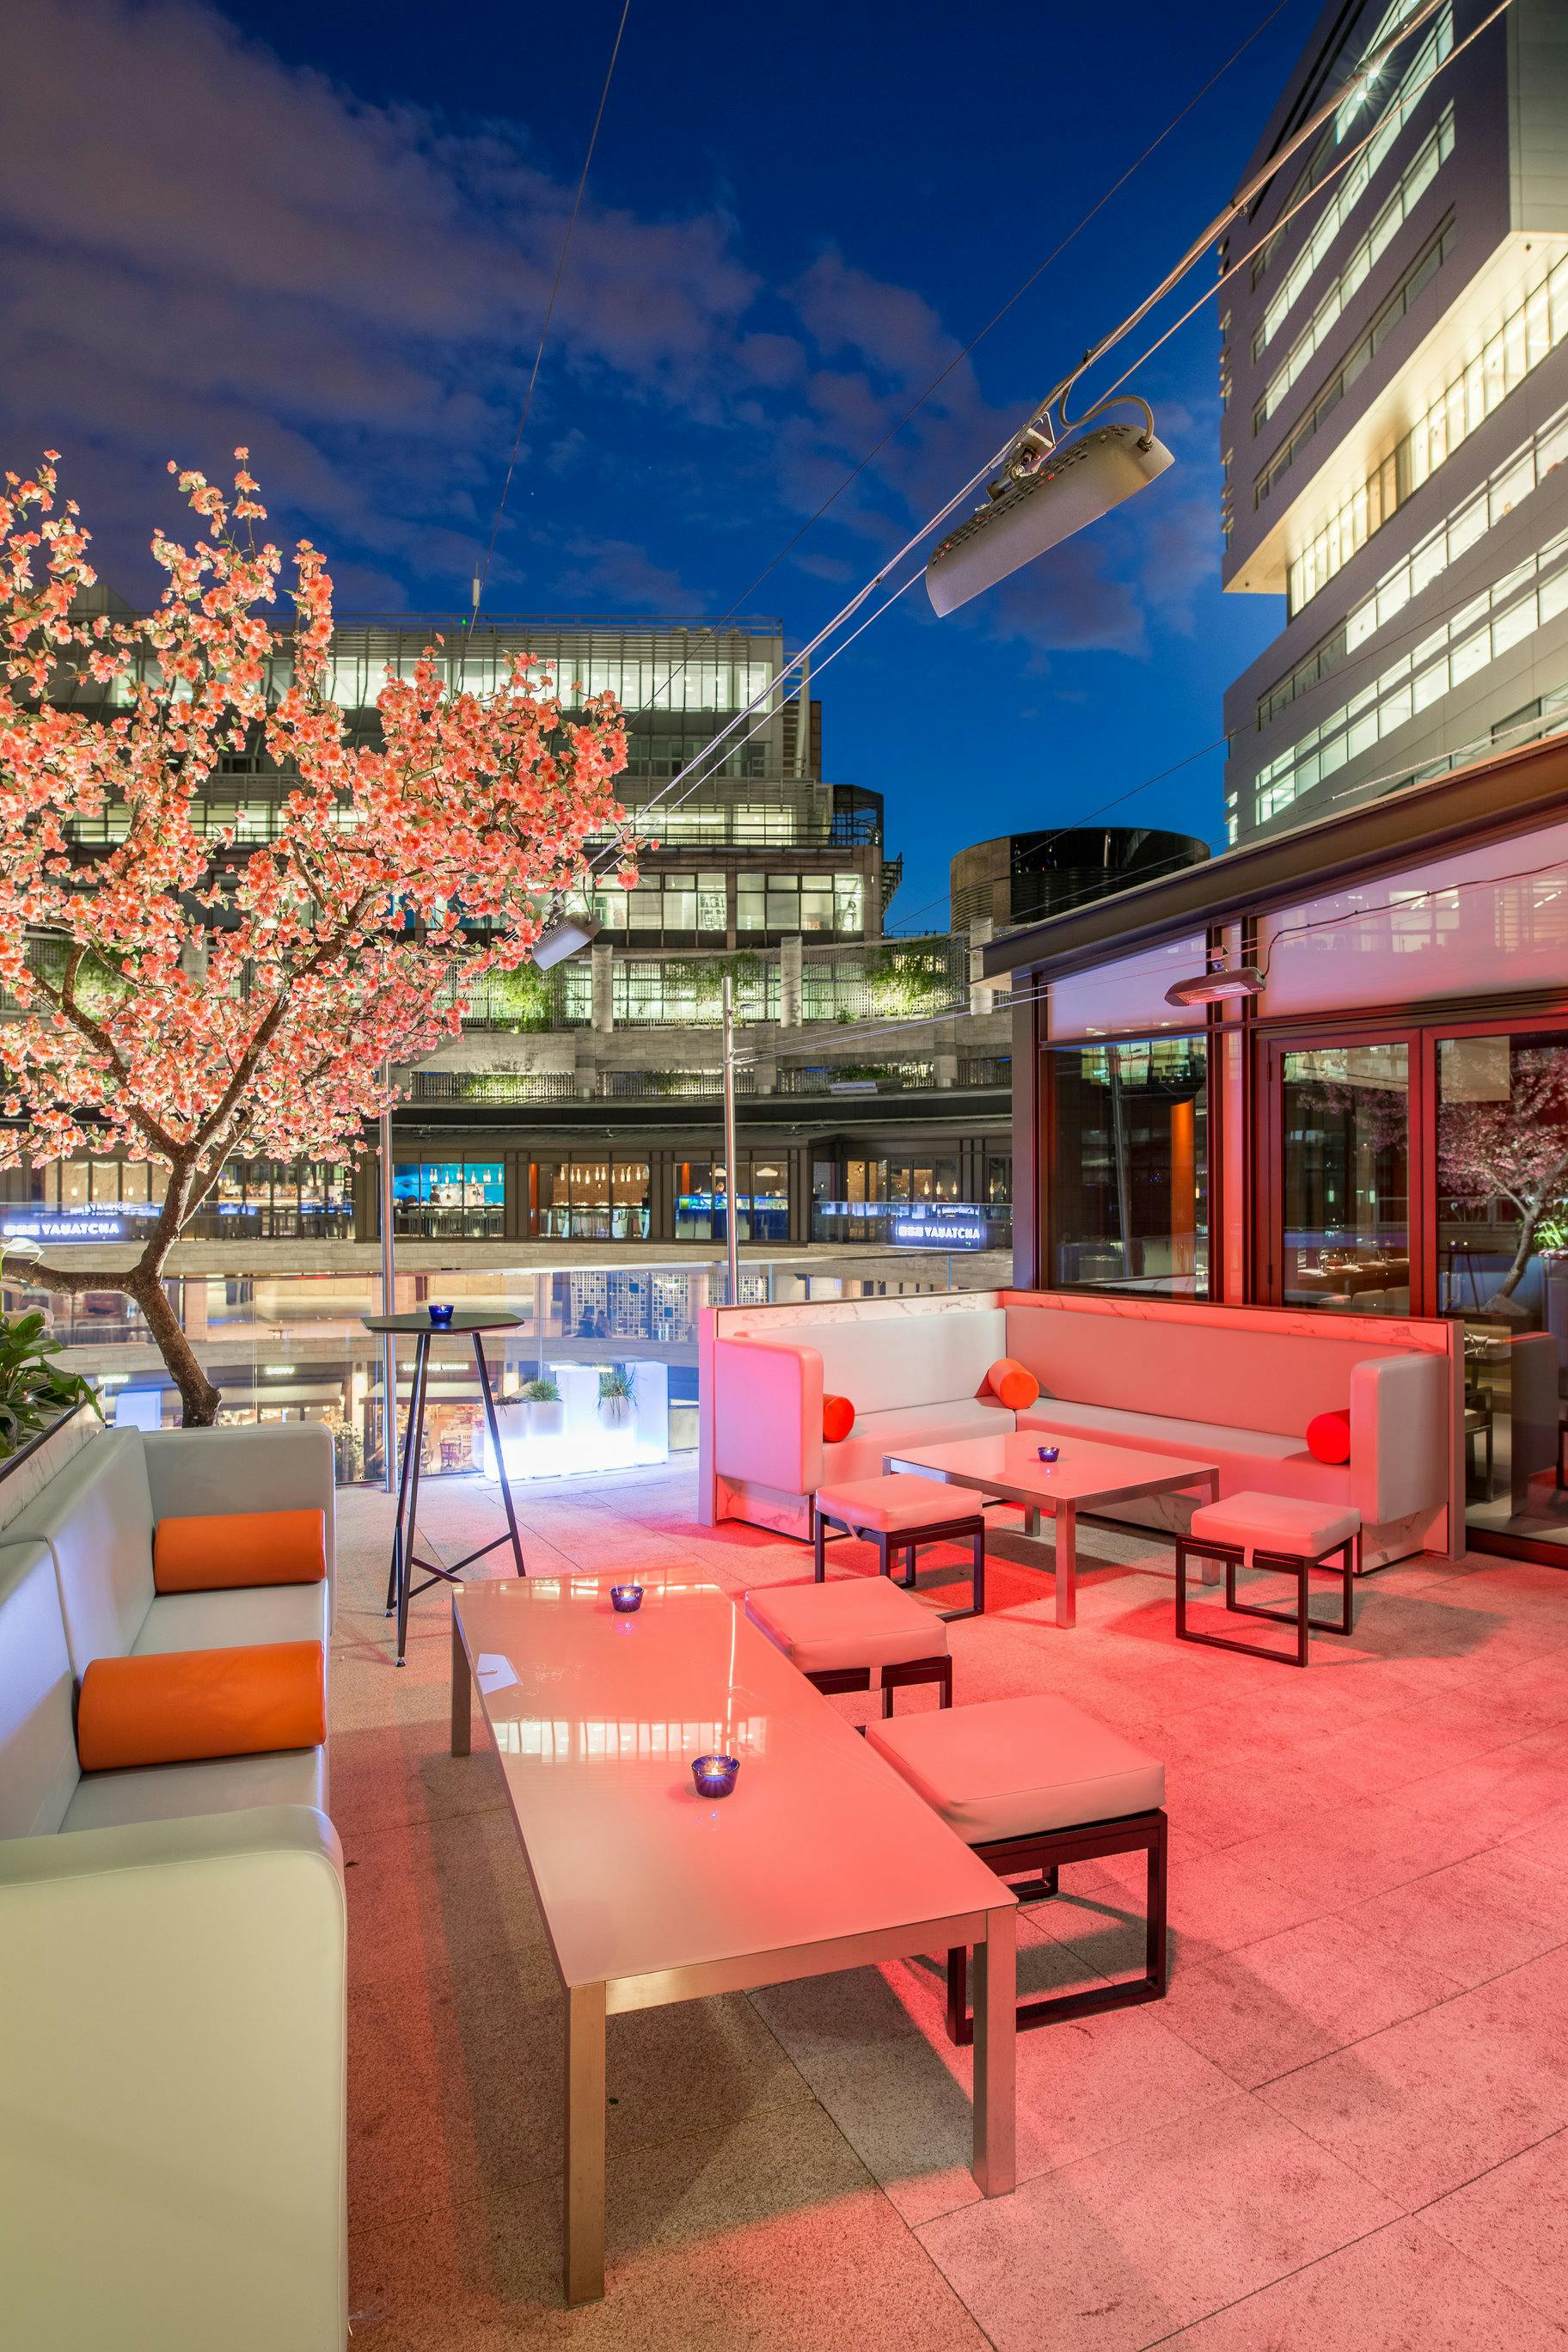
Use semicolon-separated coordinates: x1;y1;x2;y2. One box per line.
334;1463;1568;2349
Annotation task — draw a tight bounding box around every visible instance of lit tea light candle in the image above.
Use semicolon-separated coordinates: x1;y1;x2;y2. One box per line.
690;1754;740;1799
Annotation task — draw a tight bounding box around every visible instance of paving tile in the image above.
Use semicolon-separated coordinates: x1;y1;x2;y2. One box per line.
1160;1912;1463;2088
1420;2126;1568;2325
1340;1846;1568;1989
1259;1945;1568;2205
756;1944;1235;2226
328;1464;1568;2349
349;2101;993;2351
915;2093;1400;2352
1160;2214;1568;2349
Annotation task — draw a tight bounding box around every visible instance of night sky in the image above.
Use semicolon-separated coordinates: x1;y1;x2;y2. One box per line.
0;0;1322;926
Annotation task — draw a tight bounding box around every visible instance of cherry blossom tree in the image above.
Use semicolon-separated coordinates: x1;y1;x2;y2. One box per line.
0;452;630;1422
1439;1046;1568;1309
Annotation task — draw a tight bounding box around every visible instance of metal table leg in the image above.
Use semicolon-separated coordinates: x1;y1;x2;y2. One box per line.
472;1330;527;1577
1054;1501;1077;1628
971;1901;1016;2197
450;1609;471;1758
394;1333;432;1666
565;1981;608;2305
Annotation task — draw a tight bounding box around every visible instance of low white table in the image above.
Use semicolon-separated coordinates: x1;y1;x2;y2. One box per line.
450;1573;1018;2304
884;1433;1220;1629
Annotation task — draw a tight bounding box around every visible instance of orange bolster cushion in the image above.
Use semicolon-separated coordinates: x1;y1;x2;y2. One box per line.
986;1357;1039;1412
1306;1409;1353;1465
76;1640;326;1773
154;1507;326;1595
823;1393;856;1443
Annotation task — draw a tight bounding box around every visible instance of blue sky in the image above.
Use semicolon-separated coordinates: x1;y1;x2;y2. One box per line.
0;0;1321;927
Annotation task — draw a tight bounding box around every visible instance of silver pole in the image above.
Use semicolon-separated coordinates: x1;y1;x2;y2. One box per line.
379;1062;397;1492
721;976;740;1307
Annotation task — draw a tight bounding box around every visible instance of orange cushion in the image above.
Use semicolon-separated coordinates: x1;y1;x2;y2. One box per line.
823;1393;856;1444
985;1357;1039;1412
1306;1409;1352;1465
154;1508;326;1595
76;1641;326;1773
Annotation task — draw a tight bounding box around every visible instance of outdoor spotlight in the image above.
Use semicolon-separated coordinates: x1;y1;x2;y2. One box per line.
927;417;1173;617
1164;965;1265;1008
532;911;601;970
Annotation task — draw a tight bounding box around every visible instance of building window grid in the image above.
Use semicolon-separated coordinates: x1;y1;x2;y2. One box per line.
1254;216;1455;485
1257;107;1454;430
1255;530;1568;827
1259;401;1568;732
1286;252;1568;615
1250;8;1453;341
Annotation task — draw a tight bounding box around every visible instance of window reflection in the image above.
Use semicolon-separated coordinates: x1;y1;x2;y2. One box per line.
1049;1040;1208;1295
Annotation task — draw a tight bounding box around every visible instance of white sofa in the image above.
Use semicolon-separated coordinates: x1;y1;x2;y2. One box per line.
702;1290;1457;1570
0;1421;346;2352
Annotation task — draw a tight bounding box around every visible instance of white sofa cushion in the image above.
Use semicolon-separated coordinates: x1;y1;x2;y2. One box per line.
1190;1492;1360;1558
134;1582;331;1656
818;1470;983;1533
867;1694;1165;1842
824;1397;1014;1486
745;1577;946;1673
0;1543;79;1838
143;1424;339;1626
7;1432;156;1672
805;1307;1008;1417
62;1748;328;1834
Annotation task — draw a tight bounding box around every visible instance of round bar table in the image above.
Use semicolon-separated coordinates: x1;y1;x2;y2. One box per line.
362;1307;527;1663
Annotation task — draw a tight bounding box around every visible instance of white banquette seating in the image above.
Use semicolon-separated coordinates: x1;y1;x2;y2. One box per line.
705;1290;1455;1569
0;1418;346;2352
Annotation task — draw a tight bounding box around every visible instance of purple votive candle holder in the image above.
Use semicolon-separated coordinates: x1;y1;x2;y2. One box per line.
691;1753;740;1799
1037;1444;1060;1464
427;1302;455;1326
610;1584;643;1614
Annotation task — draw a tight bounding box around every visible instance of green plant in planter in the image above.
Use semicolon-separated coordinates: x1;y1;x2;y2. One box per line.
520;1375;561;1403
598;1364;636;1419
0;1308;102;1458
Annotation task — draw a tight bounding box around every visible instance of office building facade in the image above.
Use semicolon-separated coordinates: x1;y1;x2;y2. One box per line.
1222;0;1568;845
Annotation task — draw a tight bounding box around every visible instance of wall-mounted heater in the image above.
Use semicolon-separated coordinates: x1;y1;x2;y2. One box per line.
1164;965;1265;1008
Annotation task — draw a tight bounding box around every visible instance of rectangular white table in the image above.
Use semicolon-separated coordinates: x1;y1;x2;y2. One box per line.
450;1572;1018;2304
885;1433;1220;1629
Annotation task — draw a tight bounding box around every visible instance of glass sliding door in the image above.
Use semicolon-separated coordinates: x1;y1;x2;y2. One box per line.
1277;1042;1411;1314
1437;1029;1568;1552
1047;1038;1208;1295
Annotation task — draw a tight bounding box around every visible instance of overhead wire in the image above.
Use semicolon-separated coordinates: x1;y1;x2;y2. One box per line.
466;0;633;636
1092;0;1517;416
580;0;1489;885
726;700;1568;1067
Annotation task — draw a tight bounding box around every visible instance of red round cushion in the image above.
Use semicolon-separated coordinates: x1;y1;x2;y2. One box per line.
1306;1409;1352;1465
822;1393;855;1444
987;1357;1040;1412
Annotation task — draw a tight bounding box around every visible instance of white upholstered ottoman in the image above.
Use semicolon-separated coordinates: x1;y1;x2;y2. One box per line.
813;1473;986;1619
745;1575;952;1717
1176;1491;1361;1668
866;1693;1167;2042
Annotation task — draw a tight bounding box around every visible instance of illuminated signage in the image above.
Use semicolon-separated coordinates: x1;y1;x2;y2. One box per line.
1;1213;132;1244
889;1207;994;1250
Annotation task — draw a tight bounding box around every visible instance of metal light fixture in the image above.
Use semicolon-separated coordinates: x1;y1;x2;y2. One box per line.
532;910;601;969
1164;964;1265;1008
928;395;1173;617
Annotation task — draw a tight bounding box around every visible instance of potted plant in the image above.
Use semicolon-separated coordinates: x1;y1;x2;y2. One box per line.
0;1308;102;1475
520;1375;565;1440
597;1364;636;1430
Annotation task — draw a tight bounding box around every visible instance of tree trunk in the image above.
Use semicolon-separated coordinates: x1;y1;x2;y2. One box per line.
1486;1211;1543;1308
14;1240;220;1426
125;1257;220;1424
